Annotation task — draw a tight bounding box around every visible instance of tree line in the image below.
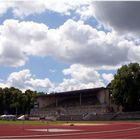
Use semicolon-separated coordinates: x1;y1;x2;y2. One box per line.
0;87;38;115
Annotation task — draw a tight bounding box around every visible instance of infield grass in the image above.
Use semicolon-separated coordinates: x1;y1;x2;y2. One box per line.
0;120;140;125
0;120;66;125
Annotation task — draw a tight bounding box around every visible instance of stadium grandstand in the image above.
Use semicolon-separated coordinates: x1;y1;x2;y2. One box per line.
30;87;117;121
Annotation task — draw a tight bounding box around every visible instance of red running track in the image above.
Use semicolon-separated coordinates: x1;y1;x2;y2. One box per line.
0;121;140;139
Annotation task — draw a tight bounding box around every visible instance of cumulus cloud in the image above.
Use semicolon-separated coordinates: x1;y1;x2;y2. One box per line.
53;64;105;92
63;64;100;83
0;40;26;67
0;0;92;17
0;19;140;68
0;2;12;16
0;69;54;92
29;19;133;68
75;3;95;20
0;19;48;66
102;73;114;83
51;19;129;66
127;44;140;63
0;67;105;93
94;1;140;34
53;78;104;92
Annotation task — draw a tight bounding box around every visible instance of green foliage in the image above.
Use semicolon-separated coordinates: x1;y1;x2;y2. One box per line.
110;63;140;111
0;87;38;115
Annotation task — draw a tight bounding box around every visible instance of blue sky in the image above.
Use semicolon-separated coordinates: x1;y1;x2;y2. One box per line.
0;1;139;93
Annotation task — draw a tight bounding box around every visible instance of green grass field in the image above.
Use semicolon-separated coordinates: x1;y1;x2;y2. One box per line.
0;120;100;125
0;120;140;125
0;120;67;125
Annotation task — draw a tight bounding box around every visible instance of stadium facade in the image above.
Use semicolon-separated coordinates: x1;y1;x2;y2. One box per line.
36;87;110;109
31;87;118;120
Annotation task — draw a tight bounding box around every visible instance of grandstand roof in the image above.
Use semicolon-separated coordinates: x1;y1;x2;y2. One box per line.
37;87;107;97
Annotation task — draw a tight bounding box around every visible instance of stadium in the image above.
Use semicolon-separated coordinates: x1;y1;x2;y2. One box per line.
0;86;140;139
31;87;140;121
31;87;114;121
1;87;140;139
1;86;140;122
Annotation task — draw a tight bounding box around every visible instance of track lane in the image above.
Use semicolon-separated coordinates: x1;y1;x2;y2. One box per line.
0;121;140;139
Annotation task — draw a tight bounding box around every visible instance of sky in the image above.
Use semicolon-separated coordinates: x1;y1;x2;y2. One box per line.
0;0;140;93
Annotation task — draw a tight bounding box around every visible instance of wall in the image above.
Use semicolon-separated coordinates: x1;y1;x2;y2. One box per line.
37;96;55;108
97;89;109;105
37;95;69;108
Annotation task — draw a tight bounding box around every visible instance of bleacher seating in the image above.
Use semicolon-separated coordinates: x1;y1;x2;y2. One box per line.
30;91;109;120
113;111;140;120
30;104;106;120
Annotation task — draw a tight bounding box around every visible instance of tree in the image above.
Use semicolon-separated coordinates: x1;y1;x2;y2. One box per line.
3;87;13;114
109;63;140;111
9;87;22;115
0;88;4;114
24;89;36;115
0;87;37;115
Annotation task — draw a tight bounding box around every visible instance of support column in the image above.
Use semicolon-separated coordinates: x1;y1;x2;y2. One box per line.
55;95;58;107
80;93;82;106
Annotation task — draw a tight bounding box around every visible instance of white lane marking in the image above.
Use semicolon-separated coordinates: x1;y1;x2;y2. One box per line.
0;126;140;138
27;128;82;132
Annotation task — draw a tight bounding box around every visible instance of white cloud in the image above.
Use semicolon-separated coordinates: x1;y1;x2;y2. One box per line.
0;37;27;67
0;83;8;89
0;67;105;93
7;69;31;89
75;3;95;20
0;19;140;69
0;69;54;92
128;45;140;62
43;19;137;68
0;2;12;15
63;64;100;83
0;0;93;18
53;64;105;92
25;78;53;89
53;78;105;93
102;73;114;83
0;19;48;66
